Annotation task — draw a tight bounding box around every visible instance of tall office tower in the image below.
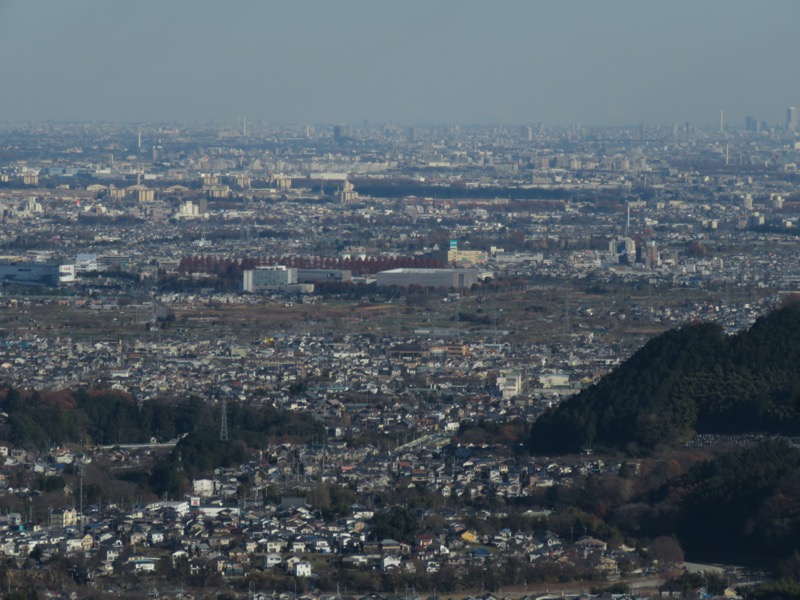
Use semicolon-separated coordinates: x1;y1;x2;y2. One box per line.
407;126;416;143
521;126;533;141
646;239;658;269
333;125;351;143
787;107;798;132
745;116;758;132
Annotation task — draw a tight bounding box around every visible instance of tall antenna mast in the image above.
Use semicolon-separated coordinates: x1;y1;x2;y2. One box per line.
625;201;630;236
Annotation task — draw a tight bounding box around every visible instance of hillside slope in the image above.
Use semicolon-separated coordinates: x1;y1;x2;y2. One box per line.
529;303;800;454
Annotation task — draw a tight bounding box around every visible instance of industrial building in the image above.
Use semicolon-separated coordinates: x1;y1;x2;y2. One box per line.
447;248;488;267
243;265;313;293
0;262;74;286
296;269;352;284
446;239;488;267
375;268;478;290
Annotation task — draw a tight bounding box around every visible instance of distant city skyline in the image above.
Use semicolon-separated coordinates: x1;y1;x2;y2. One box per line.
1;0;799;127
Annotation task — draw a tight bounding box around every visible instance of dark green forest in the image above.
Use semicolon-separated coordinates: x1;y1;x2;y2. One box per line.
534;439;800;567
0;387;321;450
644;440;800;564
607;440;800;565
529;302;800;454
0;387;325;497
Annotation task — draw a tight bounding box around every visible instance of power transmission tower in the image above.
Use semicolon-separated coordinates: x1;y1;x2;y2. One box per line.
220;398;229;442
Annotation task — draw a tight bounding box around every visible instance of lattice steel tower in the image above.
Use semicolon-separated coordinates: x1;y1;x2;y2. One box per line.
220;398;229;442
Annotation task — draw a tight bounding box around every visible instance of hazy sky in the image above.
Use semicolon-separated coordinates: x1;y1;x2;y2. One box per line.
0;1;798;127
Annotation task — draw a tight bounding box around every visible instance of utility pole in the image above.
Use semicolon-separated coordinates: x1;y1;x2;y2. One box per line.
177;452;183;500
78;462;85;531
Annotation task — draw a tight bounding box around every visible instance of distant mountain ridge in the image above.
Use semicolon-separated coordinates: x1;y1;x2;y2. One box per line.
529;301;800;455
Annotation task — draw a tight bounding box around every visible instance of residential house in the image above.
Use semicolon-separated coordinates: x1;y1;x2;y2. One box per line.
49;507;77;529
293;561;312;577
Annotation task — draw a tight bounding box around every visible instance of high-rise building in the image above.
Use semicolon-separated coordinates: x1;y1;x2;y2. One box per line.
787;106;798;132
333;125;351;143
338;180;358;203
521;126;533;141
646;239;659;269
745;116;759;133
608;237;637;265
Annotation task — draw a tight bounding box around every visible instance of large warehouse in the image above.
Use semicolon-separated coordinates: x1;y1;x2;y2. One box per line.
375;268;478;289
0;262;74;286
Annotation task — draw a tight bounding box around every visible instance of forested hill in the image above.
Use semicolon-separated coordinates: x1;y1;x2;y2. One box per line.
529;301;800;455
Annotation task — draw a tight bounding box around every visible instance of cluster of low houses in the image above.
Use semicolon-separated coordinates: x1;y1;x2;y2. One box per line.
0;423;623;506
0;323;592;418
0;494;749;600
0;439;638;584
0;491;638;584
